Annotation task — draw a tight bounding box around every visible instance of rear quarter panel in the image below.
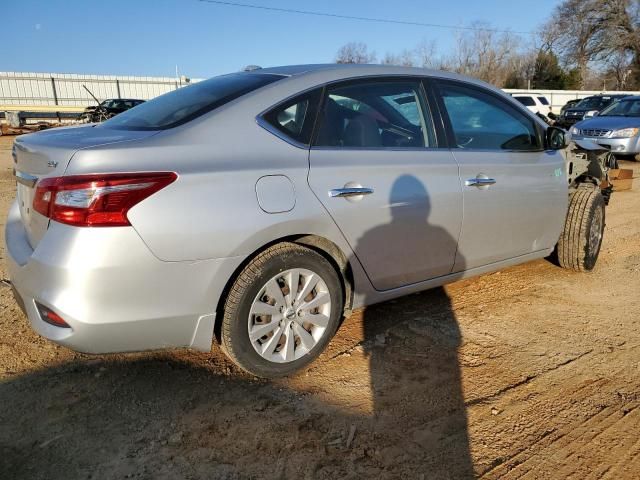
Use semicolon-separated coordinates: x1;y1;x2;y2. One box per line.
65;98;358;266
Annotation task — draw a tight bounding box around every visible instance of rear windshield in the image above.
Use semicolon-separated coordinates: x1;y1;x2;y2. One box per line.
514;96;535;106
537;96;549;105
102;72;284;130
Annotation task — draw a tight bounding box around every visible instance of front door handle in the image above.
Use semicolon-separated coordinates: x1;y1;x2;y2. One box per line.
465;176;496;188
329;187;374;198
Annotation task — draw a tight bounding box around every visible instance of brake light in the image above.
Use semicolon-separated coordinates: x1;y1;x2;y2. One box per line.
33;172;177;227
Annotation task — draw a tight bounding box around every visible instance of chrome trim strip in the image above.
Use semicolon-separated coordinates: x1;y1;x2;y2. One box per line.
14;170;38;188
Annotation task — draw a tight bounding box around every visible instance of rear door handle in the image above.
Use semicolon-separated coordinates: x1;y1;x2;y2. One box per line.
329;187;374;198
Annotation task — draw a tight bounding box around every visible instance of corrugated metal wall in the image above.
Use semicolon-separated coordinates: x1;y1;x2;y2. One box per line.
3;71;640;113
0;72;202;109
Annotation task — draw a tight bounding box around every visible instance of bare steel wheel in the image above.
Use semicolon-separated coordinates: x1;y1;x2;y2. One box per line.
248;268;332;363
221;242;343;378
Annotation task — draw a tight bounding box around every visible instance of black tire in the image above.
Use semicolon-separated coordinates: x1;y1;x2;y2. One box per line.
557;184;605;272
220;242;343;378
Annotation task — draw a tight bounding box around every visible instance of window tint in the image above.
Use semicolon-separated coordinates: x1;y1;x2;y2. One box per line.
538;96;550;105
576;97;608;109
599;99;640;117
314;81;434;148
514;96;535;106
102;73;283;130
262;90;321;145
440;83;540;151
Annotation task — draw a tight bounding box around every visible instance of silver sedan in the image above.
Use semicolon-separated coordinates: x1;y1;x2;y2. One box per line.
7;64;599;377
570;95;640;159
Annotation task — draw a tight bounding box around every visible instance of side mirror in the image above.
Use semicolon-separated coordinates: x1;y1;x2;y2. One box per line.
546;126;567;150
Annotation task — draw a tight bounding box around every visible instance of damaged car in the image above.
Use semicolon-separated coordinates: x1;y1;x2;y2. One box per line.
7;64;613;378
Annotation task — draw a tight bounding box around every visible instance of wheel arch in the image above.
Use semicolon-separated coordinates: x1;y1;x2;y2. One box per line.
212;234;355;344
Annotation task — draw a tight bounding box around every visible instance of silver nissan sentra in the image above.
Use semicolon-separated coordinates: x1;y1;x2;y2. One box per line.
6;64;606;378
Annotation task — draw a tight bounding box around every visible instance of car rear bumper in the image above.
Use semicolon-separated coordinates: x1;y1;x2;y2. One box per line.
5;200;243;354
572;135;640;154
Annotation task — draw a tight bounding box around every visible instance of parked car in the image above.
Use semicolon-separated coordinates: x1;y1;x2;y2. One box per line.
79;98;145;123
511;93;553;118
560;98;581;115
570;95;640;160
8;64;611;378
556;94;628;128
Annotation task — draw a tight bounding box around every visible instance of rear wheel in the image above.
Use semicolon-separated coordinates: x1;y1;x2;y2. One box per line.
221;242;343;378
557;184;605;272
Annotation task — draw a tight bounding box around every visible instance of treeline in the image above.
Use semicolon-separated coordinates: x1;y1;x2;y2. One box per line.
335;0;640;90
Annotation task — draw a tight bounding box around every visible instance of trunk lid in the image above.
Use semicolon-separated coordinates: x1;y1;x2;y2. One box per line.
13;125;157;248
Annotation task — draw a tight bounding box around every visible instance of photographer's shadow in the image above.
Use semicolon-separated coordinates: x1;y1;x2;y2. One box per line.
356;174;474;478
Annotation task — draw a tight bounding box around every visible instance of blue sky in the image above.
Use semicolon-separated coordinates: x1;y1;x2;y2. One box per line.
5;0;560;78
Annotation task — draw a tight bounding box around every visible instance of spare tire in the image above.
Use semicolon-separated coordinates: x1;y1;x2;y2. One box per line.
557;184;605;272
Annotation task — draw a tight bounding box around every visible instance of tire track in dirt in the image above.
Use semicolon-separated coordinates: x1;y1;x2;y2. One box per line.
475;344;640;479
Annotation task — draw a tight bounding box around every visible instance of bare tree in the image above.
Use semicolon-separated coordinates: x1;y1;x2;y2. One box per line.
414;39;440;68
605;50;634;89
382;49;416;67
444;23;520;86
544;0;640;89
335;42;376;64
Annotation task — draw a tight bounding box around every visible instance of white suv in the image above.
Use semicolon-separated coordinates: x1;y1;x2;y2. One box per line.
512;94;552;117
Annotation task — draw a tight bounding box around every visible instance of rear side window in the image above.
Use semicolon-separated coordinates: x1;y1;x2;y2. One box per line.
440;82;540;151
102;73;283;130
538;97;550;105
514;96;535;106
262;89;322;145
314;80;435;148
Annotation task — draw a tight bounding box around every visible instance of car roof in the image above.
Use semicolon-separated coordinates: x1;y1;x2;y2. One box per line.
582;94;627;100
251;63;483;84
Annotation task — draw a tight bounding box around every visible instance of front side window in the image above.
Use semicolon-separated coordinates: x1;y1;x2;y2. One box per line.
102;72;283;130
440;82;540;151
314;80;435;148
538;96;550;105
262;90;322;145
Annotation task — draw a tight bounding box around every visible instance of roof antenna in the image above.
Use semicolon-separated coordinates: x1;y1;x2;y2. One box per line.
243;65;262;72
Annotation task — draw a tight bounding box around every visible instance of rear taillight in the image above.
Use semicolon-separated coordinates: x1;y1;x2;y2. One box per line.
33;172;177;227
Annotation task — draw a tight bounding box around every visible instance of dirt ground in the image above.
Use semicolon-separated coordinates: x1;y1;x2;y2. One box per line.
0;134;639;480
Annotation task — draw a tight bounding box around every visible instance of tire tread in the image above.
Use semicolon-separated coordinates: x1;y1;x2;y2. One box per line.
557;184;604;272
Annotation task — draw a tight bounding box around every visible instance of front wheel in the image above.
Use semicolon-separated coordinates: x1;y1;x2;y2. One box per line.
556;184;605;272
220;242;344;378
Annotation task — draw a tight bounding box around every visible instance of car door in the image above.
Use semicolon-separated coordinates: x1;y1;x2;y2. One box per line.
307;78;462;291
433;79;567;271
